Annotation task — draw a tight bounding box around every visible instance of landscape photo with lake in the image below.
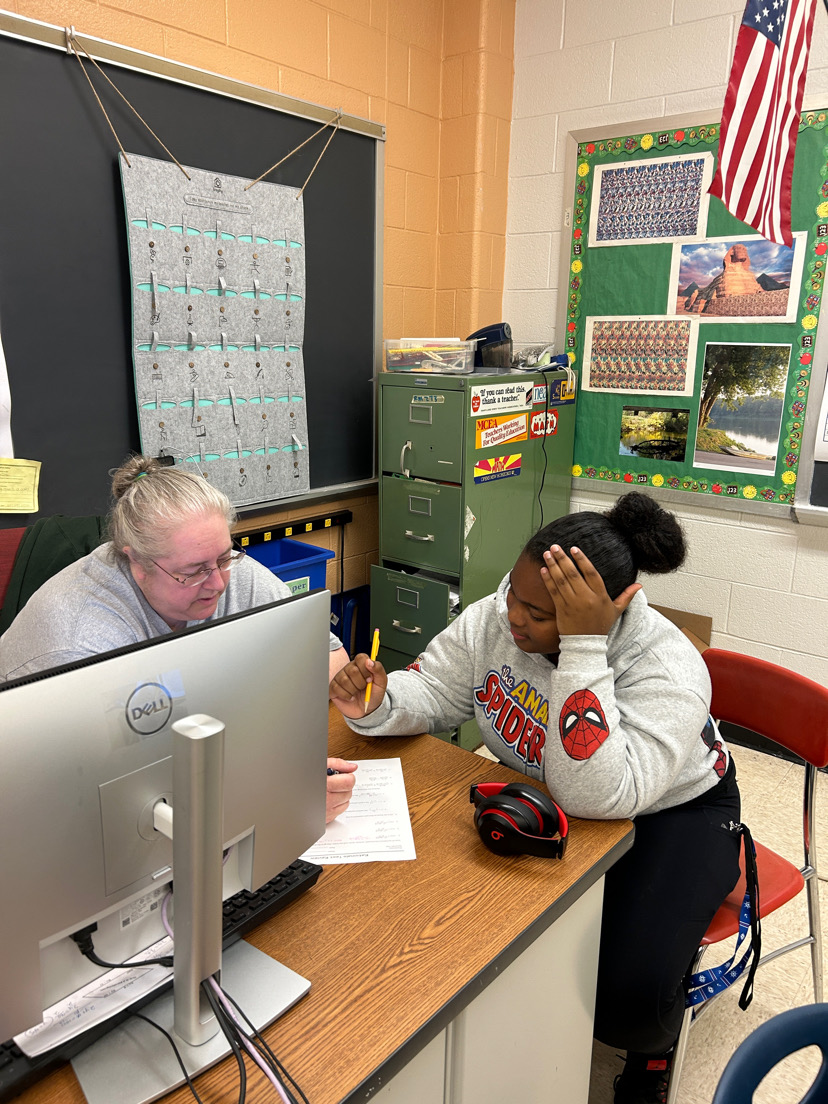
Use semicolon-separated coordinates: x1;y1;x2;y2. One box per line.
692;342;789;475
619;405;690;463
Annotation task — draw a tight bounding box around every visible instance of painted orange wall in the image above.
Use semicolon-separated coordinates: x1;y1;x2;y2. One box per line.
7;0;515;599
9;0;515;341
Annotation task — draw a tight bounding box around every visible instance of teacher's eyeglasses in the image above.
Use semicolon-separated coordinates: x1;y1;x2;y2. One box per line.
150;544;247;587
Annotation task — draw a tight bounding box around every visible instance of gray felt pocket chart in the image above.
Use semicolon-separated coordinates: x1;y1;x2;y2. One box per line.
121;153;310;505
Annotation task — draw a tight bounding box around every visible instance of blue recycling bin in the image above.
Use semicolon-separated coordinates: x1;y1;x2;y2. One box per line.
247;537;334;596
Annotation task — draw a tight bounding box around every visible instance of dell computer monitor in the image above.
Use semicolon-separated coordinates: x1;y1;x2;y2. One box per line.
0;587;330;1055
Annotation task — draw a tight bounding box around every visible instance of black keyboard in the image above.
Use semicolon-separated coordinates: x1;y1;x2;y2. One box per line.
0;858;322;1101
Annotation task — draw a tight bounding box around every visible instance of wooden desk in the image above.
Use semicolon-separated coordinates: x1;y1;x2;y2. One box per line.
20;709;633;1104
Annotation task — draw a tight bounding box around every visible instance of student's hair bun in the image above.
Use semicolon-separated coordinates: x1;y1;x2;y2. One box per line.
523;491;686;600
605;492;686;575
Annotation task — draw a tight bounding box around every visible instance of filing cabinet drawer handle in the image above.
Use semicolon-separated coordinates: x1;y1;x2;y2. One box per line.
404;530;434;542
392;620;422;634
400;440;412;477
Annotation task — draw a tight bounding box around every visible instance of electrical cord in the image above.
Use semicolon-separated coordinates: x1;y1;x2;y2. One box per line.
130;1012;207;1104
70;869;308;1103
205;978;295;1103
70;923;174;970
71;848;232;970
202;980;248;1104
219;989;311;1104
201;975;309;1103
534;360;577;530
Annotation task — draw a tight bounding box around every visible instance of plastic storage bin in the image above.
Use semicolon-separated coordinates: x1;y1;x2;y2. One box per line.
384;339;476;374
247;538;335;596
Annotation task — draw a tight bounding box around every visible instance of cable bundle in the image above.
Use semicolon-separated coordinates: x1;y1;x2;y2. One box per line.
73;887;310;1104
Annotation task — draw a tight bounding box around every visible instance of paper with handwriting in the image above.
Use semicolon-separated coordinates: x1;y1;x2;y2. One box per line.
301;758;416;864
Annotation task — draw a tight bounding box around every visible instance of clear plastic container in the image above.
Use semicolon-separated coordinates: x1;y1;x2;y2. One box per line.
384;339;476;374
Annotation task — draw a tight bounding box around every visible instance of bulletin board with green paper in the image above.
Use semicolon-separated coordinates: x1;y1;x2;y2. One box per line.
565;114;828;505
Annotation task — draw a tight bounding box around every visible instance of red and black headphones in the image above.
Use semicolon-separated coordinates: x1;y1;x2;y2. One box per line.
469;782;569;859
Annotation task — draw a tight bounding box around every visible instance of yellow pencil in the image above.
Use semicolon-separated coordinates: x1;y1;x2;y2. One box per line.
365;628;380;714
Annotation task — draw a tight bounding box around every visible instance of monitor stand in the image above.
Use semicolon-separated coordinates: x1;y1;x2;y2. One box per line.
73;714;310;1104
72;942;309;1104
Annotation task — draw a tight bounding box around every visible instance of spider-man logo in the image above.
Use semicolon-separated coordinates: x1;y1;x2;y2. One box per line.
559;688;609;760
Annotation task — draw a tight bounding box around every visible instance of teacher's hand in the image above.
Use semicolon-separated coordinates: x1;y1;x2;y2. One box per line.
329;653;388;719
326;758;357;822
540;544;641;638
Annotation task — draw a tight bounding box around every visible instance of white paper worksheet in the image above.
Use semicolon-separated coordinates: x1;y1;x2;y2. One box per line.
300;758;416;864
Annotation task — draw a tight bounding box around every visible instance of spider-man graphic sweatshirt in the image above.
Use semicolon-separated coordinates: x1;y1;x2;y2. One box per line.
346;575;729;819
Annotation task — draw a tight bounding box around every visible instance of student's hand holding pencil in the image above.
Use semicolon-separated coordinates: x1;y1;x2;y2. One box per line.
329;650;388;720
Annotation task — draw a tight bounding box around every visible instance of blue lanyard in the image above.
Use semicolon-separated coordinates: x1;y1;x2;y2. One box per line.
685;824;761;1013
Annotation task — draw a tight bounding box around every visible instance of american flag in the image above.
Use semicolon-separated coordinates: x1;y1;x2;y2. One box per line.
709;0;818;246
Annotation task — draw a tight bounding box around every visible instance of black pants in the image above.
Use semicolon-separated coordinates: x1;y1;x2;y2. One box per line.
593;759;742;1054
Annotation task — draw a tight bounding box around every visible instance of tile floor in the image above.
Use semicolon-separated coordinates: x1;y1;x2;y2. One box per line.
477;742;828;1103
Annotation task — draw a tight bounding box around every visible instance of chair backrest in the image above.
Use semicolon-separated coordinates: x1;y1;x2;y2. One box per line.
703;648;828;770
0;527;26;614
712;1002;828;1104
0;514;105;635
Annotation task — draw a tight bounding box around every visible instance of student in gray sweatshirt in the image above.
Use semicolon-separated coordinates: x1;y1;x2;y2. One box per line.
331;492;742;1104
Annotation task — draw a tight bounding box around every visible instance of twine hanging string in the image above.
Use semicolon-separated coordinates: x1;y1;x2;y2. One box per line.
297;112;341;198
66;29;191;180
244;109;342;196
66;29;130;166
67;26;340;196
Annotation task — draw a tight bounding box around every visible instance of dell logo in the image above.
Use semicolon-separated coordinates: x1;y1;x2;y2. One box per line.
125;682;173;736
132;700;167;720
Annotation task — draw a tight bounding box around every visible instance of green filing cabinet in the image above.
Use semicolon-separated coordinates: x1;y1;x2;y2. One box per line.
373;370;576;748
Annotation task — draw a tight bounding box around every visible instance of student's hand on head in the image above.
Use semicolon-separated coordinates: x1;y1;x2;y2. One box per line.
540;544;641;638
325;758;357;822
329;653;388;719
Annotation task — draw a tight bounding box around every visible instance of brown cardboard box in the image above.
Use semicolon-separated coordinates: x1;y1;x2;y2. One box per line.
651;604;711;655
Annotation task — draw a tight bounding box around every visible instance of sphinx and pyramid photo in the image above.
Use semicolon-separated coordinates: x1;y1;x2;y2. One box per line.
674;237;799;319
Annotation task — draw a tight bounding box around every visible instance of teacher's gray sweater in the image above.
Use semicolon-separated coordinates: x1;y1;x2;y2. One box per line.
347;576;729;820
0;544;343;682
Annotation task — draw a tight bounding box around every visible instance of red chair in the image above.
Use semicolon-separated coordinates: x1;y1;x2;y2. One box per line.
667;648;828;1104
0;527;26;615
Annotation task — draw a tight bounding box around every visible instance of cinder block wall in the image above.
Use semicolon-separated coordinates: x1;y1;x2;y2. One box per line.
503;0;828;684
10;0;515;602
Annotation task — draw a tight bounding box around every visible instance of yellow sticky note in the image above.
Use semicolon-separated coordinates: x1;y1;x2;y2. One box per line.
0;458;41;513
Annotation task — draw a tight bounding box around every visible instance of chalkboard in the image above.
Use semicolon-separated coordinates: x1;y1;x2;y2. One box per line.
0;20;381;525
